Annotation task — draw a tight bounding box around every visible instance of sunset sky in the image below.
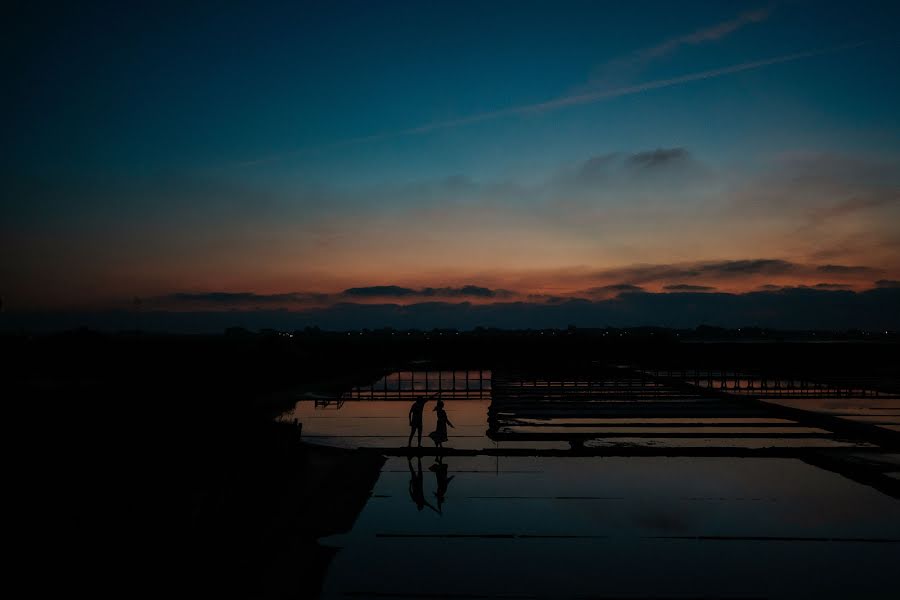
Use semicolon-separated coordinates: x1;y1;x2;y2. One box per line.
3;1;899;329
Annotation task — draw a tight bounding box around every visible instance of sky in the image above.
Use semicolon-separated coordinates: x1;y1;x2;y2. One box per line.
3;1;900;329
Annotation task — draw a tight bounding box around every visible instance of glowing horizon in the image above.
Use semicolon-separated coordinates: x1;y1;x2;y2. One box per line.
4;2;899;327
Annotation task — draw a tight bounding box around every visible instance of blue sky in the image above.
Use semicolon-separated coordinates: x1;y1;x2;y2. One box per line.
3;1;900;327
7;1;899;179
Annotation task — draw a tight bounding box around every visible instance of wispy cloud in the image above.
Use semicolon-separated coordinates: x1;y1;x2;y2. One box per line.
809;193;900;225
581;259;886;293
664;284;717;292
448;43;864;119
593;259;802;285
591;6;774;84
626;148;693;170
244;41;865;166
581;284;646;298
643;7;773;57
341;285;513;299
49;287;900;332
152;285;517;309
817;264;880;275
812;283;852;290
237;7;777;167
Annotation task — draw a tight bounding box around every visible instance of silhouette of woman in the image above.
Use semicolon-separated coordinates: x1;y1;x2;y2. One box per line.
428;400;454;449
429;455;455;514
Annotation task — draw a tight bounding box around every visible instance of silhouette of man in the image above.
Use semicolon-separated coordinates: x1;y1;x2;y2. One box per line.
408;456;435;512
408;397;428;447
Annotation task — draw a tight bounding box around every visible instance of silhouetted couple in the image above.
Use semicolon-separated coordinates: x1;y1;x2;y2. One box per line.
408;396;454;448
407;455;455;514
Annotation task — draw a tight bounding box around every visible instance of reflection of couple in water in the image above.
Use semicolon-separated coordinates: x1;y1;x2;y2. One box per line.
407;455;455;514
407;395;456;513
407;396;454;448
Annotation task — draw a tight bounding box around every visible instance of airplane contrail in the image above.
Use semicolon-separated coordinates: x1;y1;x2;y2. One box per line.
365;42;869;138
238;41;869;165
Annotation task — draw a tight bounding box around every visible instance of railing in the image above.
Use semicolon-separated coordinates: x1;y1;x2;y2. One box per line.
343;369;491;400
643;368;899;398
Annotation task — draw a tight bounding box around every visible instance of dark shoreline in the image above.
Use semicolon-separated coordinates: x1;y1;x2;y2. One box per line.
7;331;899;597
190;437;385;599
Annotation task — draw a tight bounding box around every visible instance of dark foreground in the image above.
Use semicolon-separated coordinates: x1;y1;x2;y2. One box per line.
6;330;899;598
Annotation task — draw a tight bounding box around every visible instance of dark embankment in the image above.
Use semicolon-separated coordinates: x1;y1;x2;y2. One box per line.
5;328;898;597
4;331;385;598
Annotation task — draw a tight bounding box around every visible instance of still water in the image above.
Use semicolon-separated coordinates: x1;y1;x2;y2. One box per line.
318;455;900;599
285;369;900;598
286;399;871;450
765;397;900;433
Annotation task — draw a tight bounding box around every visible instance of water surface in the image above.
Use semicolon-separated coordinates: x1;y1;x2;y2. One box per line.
318;456;900;599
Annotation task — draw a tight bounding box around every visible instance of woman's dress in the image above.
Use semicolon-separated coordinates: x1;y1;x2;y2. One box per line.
429;409;450;443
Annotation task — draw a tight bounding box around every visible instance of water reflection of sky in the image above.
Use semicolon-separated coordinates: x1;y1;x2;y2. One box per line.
319;456;900;599
291;372;900;598
287;368;900;450
765;398;900;433
289;399;525;450
285;400;871;450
